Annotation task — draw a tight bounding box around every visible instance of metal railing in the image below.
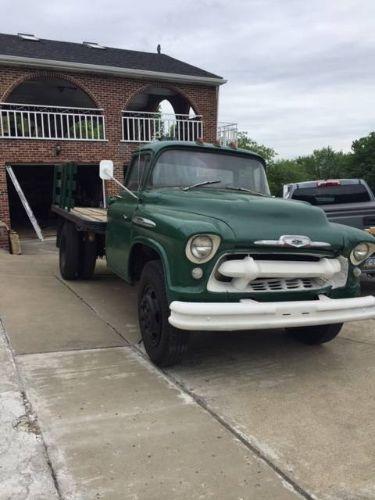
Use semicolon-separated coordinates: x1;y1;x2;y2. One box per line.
217;122;238;146
122;111;204;142
0;103;106;141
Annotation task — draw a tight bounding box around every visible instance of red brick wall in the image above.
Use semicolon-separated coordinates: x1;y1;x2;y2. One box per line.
0;67;218;249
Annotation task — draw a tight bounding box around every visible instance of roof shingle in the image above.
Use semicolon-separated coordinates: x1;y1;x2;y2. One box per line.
0;33;223;82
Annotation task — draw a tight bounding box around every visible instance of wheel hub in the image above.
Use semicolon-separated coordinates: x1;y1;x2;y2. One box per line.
139;285;162;347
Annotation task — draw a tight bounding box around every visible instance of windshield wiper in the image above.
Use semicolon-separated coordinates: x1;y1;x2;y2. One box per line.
182;180;222;191
224;186;269;197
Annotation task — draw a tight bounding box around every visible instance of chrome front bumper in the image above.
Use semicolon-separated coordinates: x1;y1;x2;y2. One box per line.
169;295;375;331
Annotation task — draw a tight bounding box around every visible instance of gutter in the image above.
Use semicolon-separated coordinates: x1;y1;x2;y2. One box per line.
0;54;227;86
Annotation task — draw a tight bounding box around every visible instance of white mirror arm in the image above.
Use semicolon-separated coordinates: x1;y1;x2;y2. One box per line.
110;176;138;200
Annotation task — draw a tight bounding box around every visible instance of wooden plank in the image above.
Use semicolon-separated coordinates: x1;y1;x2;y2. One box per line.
71;207;107;223
71;209;105;221
51;205;107;234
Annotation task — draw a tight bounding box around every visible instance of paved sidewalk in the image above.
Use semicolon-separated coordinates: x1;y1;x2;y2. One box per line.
0;242;299;499
1;240;375;499
0;322;58;499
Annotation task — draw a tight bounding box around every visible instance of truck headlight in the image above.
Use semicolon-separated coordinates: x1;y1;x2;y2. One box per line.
350;243;372;265
186;234;221;264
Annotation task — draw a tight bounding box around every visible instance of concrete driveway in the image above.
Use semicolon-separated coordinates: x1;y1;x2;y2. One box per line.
0;239;374;499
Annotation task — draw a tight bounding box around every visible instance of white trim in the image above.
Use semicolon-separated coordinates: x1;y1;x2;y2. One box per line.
208;256;346;293
2;102;103;112
121;111;204;143
0;55;226;86
0;104;106;140
169;295;375;331
0;137;108;142
122;110;202;118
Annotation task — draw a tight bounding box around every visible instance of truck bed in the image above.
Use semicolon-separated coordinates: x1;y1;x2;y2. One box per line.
52;205;107;234
319;201;375;230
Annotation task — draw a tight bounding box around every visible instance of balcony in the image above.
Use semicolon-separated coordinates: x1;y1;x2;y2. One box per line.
217;122;238;146
0;103;106;141
122;111;204;143
122;111;238;146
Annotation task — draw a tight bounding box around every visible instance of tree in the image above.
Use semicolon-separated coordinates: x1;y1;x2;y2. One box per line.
295;147;351;180
267;159;308;196
236;132;307;195
237;131;277;163
349;132;375;191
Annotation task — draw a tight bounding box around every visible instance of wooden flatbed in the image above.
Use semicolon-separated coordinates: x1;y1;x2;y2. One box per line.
52;205;107;234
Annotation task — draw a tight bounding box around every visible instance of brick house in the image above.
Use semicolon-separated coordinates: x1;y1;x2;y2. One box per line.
0;32;234;249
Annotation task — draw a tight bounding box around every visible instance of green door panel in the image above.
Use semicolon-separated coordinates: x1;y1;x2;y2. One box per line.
106;193;138;278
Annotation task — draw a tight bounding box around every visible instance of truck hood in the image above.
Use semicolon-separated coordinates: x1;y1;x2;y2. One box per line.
145;189;347;250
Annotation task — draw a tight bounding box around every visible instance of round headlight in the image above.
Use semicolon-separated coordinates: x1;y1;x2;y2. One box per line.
351;243;371;265
191;235;213;259
186;234;221;264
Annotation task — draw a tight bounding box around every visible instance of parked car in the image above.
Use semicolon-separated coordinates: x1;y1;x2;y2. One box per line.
283;179;375;276
53;143;375;366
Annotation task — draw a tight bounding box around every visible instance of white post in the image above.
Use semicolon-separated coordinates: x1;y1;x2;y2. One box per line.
102;179;107;208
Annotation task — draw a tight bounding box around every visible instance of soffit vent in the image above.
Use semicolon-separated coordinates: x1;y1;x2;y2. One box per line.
83;41;106;49
18;33;39;41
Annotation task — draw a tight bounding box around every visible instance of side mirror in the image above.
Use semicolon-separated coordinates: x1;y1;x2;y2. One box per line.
99;160;114;180
99;159;138;201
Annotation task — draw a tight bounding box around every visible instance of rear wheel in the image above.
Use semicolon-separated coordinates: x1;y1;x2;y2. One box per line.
287;323;343;345
59;222;80;280
79;233;97;279
138;260;189;366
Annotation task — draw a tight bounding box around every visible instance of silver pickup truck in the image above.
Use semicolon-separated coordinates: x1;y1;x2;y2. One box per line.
283;179;375;275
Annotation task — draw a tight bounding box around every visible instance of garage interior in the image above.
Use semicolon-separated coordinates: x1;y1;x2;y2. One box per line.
7;164;102;239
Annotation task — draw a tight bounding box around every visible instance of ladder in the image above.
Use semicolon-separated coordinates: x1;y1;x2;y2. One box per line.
6;166;44;241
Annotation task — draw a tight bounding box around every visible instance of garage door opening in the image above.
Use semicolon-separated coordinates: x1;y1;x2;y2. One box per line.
7;164;102;239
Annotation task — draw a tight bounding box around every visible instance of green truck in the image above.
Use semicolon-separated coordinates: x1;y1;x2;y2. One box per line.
52;141;375;366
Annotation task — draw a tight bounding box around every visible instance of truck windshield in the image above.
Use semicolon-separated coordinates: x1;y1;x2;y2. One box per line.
292;185;371;205
149;149;270;195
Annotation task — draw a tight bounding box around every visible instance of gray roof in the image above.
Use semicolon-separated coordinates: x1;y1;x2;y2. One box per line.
0;33;225;85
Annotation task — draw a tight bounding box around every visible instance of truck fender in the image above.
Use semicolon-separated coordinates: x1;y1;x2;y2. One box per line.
128;236;172;287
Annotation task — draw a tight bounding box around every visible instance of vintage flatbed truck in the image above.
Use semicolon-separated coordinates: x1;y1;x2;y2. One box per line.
52;141;375;366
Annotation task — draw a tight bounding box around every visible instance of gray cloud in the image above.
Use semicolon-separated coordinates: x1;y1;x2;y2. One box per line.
1;0;375;157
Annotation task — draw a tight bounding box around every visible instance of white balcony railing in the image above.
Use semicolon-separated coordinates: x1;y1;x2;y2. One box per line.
217;122;238;146
122;111;204;143
0;103;106;141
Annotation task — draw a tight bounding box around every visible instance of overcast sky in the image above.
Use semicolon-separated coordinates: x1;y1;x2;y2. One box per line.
1;0;375;158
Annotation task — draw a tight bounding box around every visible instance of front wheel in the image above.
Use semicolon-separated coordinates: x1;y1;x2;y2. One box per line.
287;323;343;345
138;260;189;367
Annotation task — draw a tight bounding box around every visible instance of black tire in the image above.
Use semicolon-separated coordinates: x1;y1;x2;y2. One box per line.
287;323;343;345
59;222;80;280
138;260;189;366
79;234;97;279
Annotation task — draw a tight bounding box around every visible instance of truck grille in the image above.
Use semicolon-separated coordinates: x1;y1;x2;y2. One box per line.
248;277;323;292
207;253;348;294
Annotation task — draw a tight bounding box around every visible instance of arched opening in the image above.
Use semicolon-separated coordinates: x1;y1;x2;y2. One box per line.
1;77;104;141
122;86;202;142
2;78;104;239
6;77;97;108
